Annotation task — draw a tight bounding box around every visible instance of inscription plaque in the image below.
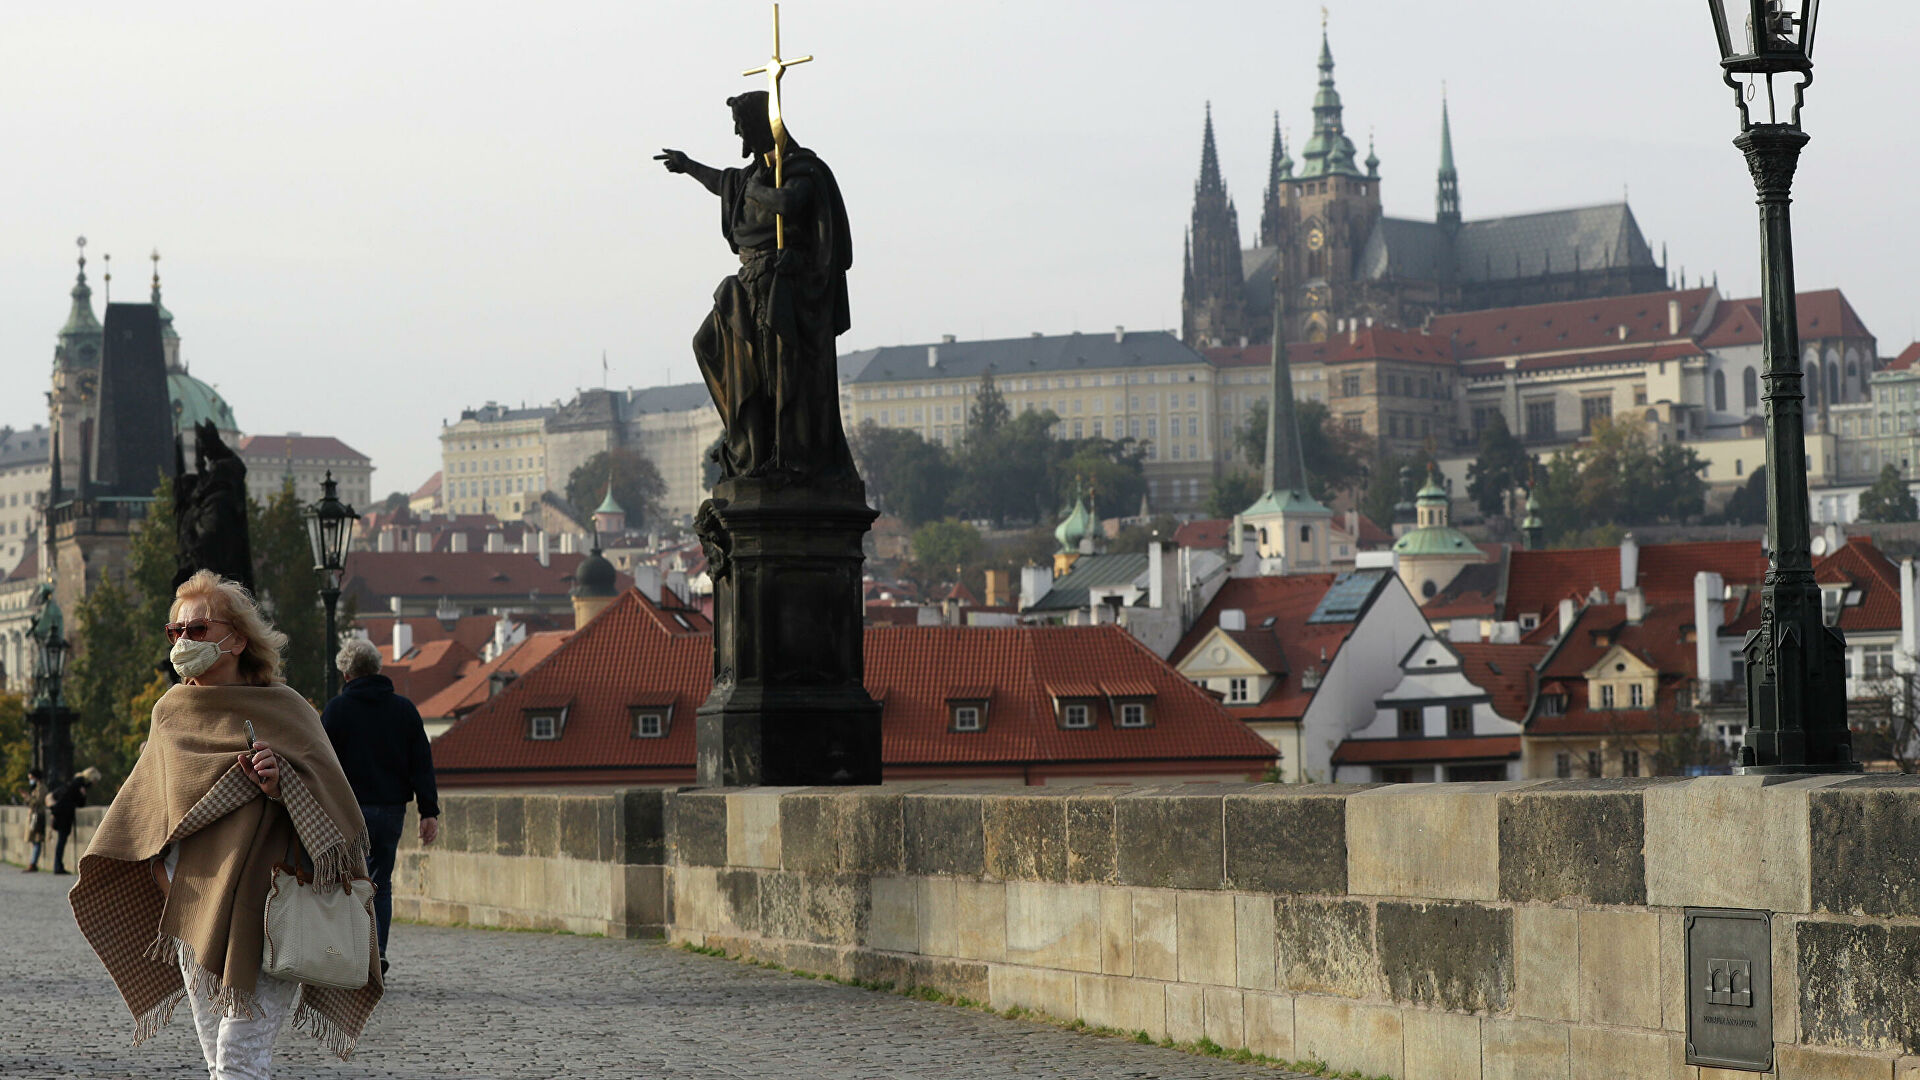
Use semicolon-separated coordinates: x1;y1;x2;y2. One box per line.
1685;907;1773;1071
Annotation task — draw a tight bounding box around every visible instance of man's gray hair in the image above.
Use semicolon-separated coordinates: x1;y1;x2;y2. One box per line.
336;636;383;682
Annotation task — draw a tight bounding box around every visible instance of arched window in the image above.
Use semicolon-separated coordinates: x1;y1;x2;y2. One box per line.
1743;367;1759;411
1807;362;1820;407
1828;363;1841;406
1713;370;1727;412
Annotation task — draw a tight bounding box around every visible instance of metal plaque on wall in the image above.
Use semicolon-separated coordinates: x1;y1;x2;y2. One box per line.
1685;907;1773;1071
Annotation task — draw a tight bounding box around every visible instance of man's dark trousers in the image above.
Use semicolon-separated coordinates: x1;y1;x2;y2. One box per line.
361;804;407;956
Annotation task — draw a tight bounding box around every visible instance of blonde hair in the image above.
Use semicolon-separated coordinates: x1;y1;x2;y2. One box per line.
171;570;289;685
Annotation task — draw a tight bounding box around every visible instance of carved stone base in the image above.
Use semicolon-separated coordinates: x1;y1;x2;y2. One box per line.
694;476;882;786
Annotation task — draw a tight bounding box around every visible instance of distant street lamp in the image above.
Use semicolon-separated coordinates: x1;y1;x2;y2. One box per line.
28;606;74;788
305;472;359;701
1705;0;1857;773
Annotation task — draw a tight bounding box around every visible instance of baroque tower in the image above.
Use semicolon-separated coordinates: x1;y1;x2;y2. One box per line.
1181;103;1251;348
50;238;103;501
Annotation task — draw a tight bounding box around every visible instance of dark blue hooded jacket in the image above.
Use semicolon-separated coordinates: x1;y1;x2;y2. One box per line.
320;674;440;817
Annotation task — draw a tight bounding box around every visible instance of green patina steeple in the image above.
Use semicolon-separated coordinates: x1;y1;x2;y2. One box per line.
1392;466;1475;556
60;238;101;346
1054;485;1095;554
595;486;626;516
1297;21;1364;180
1437;93;1461;230
1521;487;1545;550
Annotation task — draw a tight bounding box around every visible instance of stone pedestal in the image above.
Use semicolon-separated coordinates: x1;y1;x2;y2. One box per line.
694;477;882;786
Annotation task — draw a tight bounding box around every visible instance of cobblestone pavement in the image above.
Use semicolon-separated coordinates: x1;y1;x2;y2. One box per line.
0;868;1312;1079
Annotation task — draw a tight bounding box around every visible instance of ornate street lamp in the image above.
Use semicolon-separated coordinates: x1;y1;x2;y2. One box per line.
305;471;359;701
29;603;74;787
1705;1;1856;773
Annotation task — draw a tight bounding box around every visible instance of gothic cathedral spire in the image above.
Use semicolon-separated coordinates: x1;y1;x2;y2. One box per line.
1181;102;1250;348
1258;112;1292;249
1437;93;1461;231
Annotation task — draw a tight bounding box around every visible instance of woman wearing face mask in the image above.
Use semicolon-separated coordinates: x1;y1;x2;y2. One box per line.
69;570;383;1076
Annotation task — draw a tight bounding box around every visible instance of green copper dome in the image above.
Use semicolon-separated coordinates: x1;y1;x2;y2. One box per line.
1392;525;1476;556
1417;475;1448;504
595;487;626;516
1055;495;1095;554
169;369;238;436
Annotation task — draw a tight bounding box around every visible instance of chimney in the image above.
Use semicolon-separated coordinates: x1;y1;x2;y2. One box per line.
666;569;690;605
485;531;504;553
450;532;469;554
1668;298;1681;336
1345;509;1358;541
560;533;577;555
1147;540;1164;610
1449;618;1482;643
536;530;551;567
376;529;396;553
942;334;956;343
1219;609;1247;632
1620;532;1639;592
1624;588;1645;625
633;565;662;604
1823;521;1841;555
391;620;413;662
1695;571;1729;685
927;345;938;368
389;596;403;616
1114;325;1125;344
1019;565;1052;611
414;532;432;553
1903;558;1918;666
984;569;1009;608
1558;597;1577;638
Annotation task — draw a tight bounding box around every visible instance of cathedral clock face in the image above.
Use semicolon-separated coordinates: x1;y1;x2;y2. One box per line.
1307;227;1326;251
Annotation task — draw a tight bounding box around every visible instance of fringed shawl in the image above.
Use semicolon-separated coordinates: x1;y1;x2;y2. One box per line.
70;682;383;1058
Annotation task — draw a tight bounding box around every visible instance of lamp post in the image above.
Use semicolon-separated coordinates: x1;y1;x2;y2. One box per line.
1706;0;1857;773
305;471;359;701
29;611;74;789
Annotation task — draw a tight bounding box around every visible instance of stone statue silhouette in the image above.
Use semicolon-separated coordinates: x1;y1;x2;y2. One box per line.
173;420;254;593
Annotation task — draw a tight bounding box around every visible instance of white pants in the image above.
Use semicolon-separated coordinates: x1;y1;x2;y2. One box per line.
178;952;299;1080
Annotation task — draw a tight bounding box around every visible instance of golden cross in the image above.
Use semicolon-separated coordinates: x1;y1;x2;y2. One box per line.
742;3;812;250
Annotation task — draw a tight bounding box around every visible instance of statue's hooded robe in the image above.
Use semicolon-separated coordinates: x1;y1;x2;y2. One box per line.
694;95;856;487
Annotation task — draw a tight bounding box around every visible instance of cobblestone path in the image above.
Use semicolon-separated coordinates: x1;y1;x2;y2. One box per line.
1;868;1310;1079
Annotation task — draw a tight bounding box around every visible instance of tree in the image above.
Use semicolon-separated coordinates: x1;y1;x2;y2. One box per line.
0;692;28;803
566;447;667;530
1858;465;1919;524
1206;472;1263;519
1465;412;1530;519
909;519;984;579
1718;466;1768;526
1360;454;1426;531
380;491;410;515
850;422;955;526
1639;442;1710;523
1109;514;1180;554
952;408;1057;527
963;369;1010;446
1233;398;1363;501
1235;398;1268;468
250;479;330;705
1050;437;1148;520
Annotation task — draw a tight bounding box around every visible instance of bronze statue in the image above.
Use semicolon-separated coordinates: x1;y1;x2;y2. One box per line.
173;420;254;593
657;89;855;488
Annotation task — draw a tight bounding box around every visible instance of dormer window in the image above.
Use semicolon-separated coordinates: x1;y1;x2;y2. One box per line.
1061;703;1093;729
527;707;566;740
952;705;982;731
1114;700;1153;728
1600;685;1616;709
1539;694;1566;717
1629;684;1645;709
630;706;671;739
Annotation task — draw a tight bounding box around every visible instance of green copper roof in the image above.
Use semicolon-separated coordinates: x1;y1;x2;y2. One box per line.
1055;495;1095;553
1296;25;1366;180
62;267;100;341
1393;526;1477;556
169;370;237;435
1242;487;1331;518
595;488;626;515
1417;478;1448;504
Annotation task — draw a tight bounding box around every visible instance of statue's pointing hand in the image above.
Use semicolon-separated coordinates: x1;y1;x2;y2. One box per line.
655;149;691;174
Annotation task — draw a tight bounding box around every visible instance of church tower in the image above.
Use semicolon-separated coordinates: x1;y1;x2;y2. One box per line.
1181;104;1251;348
1257;113;1293;250
50;238;103;501
1239;290;1332;576
1436;95;1461;233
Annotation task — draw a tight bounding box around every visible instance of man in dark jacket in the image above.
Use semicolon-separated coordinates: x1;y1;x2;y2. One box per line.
323;636;440;974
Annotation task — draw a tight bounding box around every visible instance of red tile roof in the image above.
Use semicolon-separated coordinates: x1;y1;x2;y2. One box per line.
359;615;500;657
1332;735;1521;765
1700;289;1874;348
384;638;479;704
342;550;626;602
1892;343;1920;370
1174;519;1231;550
414;630;573;721
1171;575;1353;721
411;472;443;500
1429;288;1715;359
1529;601;1704;737
237;434;370;463
432;592;1273;778
1502;541;1768;622
1453;642;1549;722
5;544;38;584
1815;536;1902;633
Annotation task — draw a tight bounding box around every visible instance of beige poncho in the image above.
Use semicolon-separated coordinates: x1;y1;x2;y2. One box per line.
69;682;384;1058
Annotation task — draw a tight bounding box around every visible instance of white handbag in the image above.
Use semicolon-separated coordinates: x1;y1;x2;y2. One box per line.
262;840;376;990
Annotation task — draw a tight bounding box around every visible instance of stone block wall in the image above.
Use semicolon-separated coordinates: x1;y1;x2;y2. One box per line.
663;778;1920;1080
0;806;103;867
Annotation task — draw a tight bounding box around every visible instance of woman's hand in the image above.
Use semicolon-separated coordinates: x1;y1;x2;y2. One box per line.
238;741;281;799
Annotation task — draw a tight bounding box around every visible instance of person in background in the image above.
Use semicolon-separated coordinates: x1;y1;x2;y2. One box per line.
48;766;99;875
323;637;440;975
18;768;48;872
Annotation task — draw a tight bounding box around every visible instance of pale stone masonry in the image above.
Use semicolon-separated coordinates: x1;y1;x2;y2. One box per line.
22;775;1920;1078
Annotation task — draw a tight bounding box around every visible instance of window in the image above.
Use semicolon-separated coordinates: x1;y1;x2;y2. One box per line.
1341;374;1361;397
1117;703;1148;728
1228;677;1249;703
1447;705;1471;735
1061;703;1092;729
952;705;983;731
527;710;563;740
630;708;669;738
1863;645;1896;680
1713;370;1727;411
1398;708;1423;737
1743;367;1759;410
1587;750;1604;777
1629;683;1645;708
1525;400;1556;439
1581;395;1613;434
1299;524;1312;544
1600;684;1615;709
1622;749;1641;777
1555;751;1572;779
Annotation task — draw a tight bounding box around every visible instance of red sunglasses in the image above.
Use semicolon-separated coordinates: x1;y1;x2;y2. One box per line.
163;619;232;643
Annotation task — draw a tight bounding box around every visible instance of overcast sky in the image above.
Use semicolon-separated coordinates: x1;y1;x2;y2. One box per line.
2;1;1915;495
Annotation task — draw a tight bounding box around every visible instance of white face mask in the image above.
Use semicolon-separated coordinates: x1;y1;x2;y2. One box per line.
170;633;233;679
